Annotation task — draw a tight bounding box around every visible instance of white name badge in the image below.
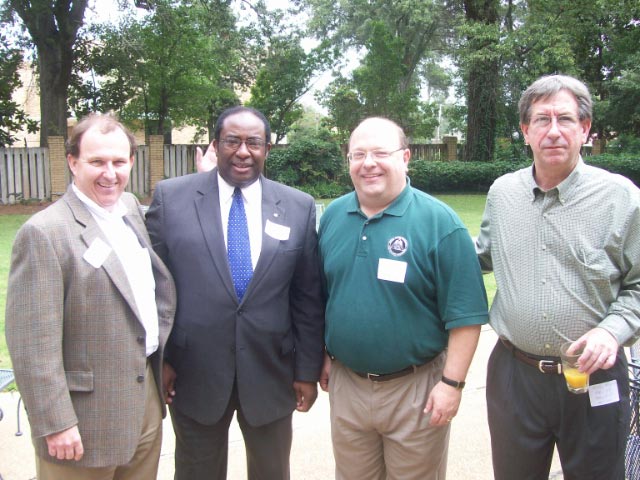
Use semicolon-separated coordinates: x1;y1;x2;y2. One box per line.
265;219;291;241
589;380;619;407
83;237;112;268
377;258;407;283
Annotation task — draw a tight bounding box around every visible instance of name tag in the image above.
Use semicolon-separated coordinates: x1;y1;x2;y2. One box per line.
589;380;619;407
83;237;111;268
377;258;407;283
265;219;290;241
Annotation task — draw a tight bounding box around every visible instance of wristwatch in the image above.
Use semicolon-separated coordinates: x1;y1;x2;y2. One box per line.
441;375;465;390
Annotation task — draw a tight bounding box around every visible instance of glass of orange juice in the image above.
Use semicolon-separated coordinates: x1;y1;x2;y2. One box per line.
560;342;589;394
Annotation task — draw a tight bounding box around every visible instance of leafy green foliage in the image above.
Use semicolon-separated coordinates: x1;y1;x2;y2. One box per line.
248;36;325;144
409;159;530;193
70;0;250;141
266;128;350;197
0;33;38;146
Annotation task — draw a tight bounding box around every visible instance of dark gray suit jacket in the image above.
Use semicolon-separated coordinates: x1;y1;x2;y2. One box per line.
146;169;325;426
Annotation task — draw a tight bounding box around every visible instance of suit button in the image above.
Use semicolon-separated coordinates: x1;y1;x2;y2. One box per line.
137;336;145;345
238;308;244;315
137;375;145;383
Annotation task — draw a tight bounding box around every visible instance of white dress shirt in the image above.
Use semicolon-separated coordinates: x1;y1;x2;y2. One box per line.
218;174;263;270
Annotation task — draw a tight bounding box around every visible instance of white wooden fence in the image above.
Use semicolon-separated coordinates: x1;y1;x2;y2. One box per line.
0;147;50;204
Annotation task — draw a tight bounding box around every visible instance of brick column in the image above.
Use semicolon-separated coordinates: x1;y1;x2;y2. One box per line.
443;136;458;161
48;136;68;200
591;138;605;156
149;135;164;193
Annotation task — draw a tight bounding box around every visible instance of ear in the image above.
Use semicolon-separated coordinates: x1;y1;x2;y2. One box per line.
265;143;272;158
67;154;78;176
520;123;530;145
580;119;592;144
402;148;410;173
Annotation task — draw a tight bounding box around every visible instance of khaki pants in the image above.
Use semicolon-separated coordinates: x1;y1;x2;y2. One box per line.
329;355;450;480
36;362;163;480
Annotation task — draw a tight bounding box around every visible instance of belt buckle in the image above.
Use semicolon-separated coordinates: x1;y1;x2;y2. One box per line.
538;360;561;374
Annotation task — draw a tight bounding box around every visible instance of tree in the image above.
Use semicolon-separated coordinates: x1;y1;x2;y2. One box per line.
72;0;253;142
459;0;500;162
317;20;440;141
248;37;324;144
304;0;452;138
5;0;88;145
0;32;38;146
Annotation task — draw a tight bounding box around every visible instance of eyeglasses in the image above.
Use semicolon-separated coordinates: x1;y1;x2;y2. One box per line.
347;147;405;163
220;137;267;151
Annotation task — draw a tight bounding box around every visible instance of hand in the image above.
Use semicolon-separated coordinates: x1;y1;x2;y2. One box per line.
568;327;619;375
319;353;331;392
293;381;318;412
196;140;217;172
46;425;84;461
163;361;177;404
424;381;462;427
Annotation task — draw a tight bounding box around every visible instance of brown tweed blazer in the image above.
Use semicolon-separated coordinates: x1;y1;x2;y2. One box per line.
5;186;176;468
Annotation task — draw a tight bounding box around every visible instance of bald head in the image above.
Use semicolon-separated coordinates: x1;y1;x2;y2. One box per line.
349;117;408;151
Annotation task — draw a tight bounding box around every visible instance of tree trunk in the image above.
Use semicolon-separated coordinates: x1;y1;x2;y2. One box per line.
38;40;74;145
463;0;500;162
10;0;88;147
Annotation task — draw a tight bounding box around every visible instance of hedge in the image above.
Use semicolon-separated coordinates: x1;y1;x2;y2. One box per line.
408;154;640;193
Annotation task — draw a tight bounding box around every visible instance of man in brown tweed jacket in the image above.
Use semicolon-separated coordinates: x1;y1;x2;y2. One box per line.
5;114;176;479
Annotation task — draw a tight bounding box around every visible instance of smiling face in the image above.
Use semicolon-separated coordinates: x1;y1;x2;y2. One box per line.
67;125;134;211
521;89;591;185
213;111;271;188
348;118;409;216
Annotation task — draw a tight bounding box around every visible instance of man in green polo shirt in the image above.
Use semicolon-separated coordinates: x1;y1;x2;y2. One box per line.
318;117;488;479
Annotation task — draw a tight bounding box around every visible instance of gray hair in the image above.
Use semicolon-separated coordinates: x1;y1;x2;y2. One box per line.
519;75;592;125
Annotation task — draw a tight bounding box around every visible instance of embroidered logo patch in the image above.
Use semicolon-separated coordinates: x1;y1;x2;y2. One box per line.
387;236;408;256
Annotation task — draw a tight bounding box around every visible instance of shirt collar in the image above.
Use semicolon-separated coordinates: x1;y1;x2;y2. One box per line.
528;156;585;204
217;173;262;206
348;177;413;218
72;183;128;221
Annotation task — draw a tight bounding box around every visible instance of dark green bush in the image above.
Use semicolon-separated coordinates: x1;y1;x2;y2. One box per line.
266;133;345;186
586;154;640;187
409;155;640;193
409;160;530;193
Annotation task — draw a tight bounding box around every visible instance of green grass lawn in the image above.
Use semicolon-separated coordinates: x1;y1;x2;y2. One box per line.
0;194;495;370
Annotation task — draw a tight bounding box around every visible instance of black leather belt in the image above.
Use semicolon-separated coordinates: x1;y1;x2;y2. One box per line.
500;338;562;374
353;365;418;382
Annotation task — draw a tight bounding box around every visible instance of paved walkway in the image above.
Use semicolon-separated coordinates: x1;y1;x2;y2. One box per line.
0;326;564;479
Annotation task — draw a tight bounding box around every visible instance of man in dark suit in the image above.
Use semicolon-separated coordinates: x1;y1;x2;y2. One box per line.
6;113;176;479
146;106;325;480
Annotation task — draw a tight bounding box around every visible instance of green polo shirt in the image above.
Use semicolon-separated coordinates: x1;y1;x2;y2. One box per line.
319;181;488;374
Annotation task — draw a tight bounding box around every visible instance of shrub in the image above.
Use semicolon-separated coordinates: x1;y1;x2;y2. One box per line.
586;154;640;187
408;154;640;193
266;131;348;194
409;160;529;193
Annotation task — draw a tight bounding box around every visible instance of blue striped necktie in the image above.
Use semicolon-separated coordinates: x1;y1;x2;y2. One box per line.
227;188;253;300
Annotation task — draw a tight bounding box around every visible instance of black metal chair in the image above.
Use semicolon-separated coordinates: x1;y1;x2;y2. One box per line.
0;369;23;436
626;345;640;480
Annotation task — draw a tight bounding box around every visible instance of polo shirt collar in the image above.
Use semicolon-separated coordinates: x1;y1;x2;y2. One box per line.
348;177;412;218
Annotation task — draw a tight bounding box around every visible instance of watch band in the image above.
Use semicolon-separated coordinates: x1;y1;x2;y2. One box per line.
441;374;465;390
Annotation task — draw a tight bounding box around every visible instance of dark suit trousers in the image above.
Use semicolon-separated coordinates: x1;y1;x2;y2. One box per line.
170;381;292;480
487;339;630;480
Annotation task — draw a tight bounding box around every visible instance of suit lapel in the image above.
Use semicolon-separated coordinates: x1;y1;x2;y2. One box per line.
194;170;238;301
65;187;143;324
